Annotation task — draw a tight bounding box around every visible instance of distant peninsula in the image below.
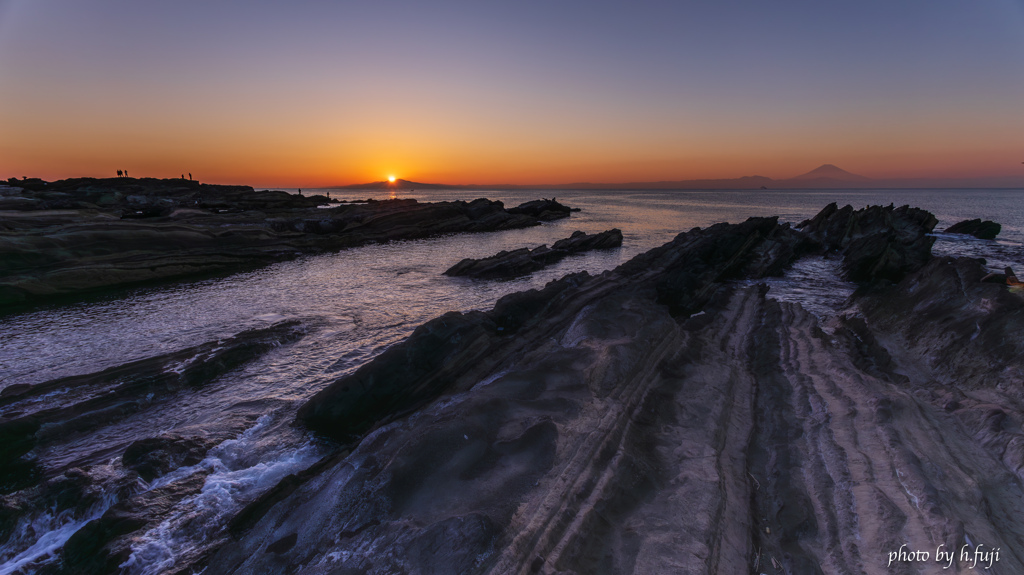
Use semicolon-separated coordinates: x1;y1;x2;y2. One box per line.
336;165;1024;190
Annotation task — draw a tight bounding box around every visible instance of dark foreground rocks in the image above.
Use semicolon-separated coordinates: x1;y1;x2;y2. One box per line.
0;177;571;313
945;218;1001;239
197;203;1024;574
13;203;1024;574
444;229;623;279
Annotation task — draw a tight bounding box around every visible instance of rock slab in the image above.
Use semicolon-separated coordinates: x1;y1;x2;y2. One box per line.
945;218;1001;239
444;229;623;279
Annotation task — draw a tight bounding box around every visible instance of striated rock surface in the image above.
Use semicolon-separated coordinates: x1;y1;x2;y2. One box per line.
945;218;1001;240
17;203;1024;574
195;205;1024;574
444;229;623;279
0;178;570;312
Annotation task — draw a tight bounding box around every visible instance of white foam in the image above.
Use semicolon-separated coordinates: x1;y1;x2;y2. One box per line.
0;492;118;575
120;416;323;575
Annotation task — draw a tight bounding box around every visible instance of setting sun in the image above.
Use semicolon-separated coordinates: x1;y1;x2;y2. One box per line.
388;175;396;183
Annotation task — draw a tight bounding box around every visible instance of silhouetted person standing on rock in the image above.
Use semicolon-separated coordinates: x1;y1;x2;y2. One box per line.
189;172;192;180
117;170;122;178
1007;267;1021;286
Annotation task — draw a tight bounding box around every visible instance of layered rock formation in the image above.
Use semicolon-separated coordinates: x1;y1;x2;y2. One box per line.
444;229;623;279
10;203;1024;574
202;204;1024;574
0;178;570;312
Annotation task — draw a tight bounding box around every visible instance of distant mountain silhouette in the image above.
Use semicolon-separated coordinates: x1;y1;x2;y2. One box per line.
336;179;453;190
331;166;1024;191
790;164;871;182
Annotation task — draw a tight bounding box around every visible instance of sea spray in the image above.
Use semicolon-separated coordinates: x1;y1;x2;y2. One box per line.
120;416;324;575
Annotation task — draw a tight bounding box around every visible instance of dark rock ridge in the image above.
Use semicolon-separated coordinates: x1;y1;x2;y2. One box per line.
0;177;572;312
945;218;1001;239
297;217;802;444
444;229;623;279
191;203;1024;574
505;198;574;221
798;201;937;282
1;177;330;213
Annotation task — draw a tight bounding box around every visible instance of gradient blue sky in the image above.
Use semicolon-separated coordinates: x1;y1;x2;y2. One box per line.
1;0;1023;186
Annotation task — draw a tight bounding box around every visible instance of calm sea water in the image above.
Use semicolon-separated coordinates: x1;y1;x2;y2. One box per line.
1;188;1021;573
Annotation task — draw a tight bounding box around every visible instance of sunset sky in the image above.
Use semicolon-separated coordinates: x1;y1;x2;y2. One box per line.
1;0;1023;187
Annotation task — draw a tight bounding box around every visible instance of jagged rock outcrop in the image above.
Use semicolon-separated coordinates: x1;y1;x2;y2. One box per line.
0;179;571;312
551;228;623;252
798;202;938;282
444;229;623;279
856;256;1024;388
945;218;1001;239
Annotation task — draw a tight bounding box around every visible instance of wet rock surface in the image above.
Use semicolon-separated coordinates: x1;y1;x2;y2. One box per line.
0;178;569;313
122;435;219;483
0;321;308;573
945;218;1001;239
0;320;304;491
444;229;623;279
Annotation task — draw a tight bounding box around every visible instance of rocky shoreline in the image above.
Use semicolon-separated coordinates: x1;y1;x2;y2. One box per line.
4;201;1024;574
0;178;571;313
197;203;1023;574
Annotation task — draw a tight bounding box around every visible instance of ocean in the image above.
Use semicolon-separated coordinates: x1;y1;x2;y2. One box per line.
1;188;1021;573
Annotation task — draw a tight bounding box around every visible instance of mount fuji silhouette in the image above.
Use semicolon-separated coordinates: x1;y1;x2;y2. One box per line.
790;164;872;182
